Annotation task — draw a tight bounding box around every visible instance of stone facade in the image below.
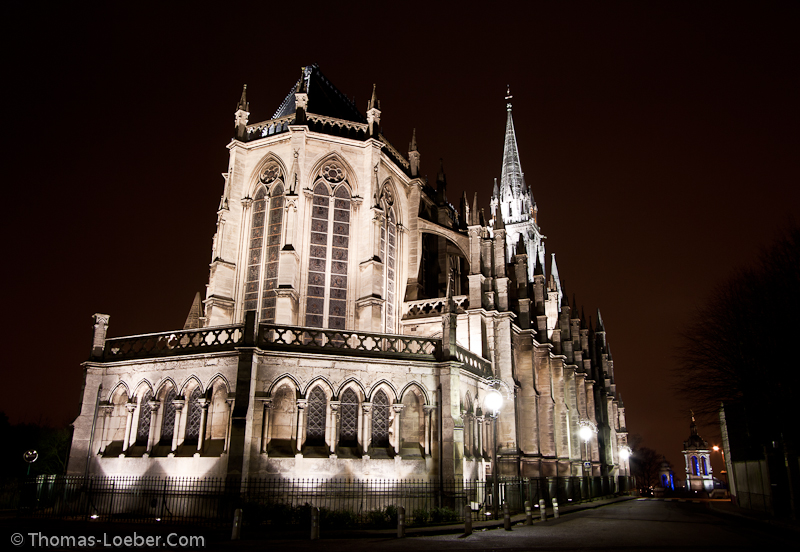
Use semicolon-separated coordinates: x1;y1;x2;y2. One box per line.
68;65;630;482
683;413;713;492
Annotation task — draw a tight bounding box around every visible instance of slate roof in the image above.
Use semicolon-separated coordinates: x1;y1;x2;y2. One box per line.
272;64;367;124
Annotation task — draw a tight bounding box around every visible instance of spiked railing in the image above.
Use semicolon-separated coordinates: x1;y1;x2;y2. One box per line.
259;324;440;361
102;325;245;361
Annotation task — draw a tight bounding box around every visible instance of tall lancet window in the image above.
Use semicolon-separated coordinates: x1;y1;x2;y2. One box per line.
244;162;284;322
380;186;397;332
305;161;350;329
306;387;327;444
372;390;390;447
135;391;153;445
339;388;359;446
160;389;177;445
185;387;203;443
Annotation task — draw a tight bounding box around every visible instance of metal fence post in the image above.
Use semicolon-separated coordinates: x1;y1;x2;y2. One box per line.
397;505;405;538
231;508;242;540
464;503;472;535
503;502;511;530
539;498;547;522
524;500;532;525
552;497;559;519
310;506;320;540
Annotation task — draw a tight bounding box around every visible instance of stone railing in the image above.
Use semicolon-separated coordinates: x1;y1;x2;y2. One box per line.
259;324;440;361
306;113;368;133
454;345;493;377
103;325;245;361
402;296;469;319
246;115;295;139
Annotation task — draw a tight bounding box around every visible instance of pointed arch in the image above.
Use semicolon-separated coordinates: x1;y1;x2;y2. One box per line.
179;375;204;397
135;389;154;445
248;153;289;198
399;381;431;406
307;152;360;195
302;375;335;398
338;387;360;446
266;374;301;397
132;379;154;399
306;385;327;444
154;377;178;399
367;380;399;403
371;388;391;447
106;381;130;404
205;373;232;396
336;377;366;401
400;384;424;451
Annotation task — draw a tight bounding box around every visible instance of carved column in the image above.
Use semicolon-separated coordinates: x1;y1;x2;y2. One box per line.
476;415;485;457
391;404;405;455
98;405;113;454
146;400;160;454
224;399;234;453
423;405;435;456
329;402;341;456
196;399;210;453
171;399;185;452
260;399;272;454
122;403;136;452
361;402;373;455
295;399;308;454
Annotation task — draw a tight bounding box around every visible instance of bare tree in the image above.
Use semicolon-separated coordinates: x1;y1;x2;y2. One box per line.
676;222;800;450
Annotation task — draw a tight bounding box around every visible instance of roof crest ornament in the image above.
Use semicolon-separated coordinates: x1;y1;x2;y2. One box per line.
505;85;513;112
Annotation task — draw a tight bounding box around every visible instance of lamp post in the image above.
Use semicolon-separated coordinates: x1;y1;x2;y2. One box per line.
485;390;503;520
579;420;597;500
619;446;632;493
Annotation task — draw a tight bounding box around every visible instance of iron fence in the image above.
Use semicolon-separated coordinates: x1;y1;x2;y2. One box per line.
18;475;634;528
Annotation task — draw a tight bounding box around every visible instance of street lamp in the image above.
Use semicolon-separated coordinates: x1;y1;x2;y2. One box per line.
578;420;597;500
485;389;503;520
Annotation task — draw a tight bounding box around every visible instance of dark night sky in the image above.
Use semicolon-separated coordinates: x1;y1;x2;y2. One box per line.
4;2;798;479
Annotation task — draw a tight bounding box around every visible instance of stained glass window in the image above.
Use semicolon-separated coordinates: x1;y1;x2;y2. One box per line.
372;390;390;447
306;387;327;443
244;188;266;313
305;182;329;328
691;456;699;476
385;209;396;332
328;186;350;330
185;387;203;442
339;388;359;445
262;183;284;323
160;389;177;444
136;391;153;445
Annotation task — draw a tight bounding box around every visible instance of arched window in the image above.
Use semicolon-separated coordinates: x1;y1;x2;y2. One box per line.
305;161;351;329
160;389;177;445
185;387;203;443
339;388;359;446
244;162;284;322
306;386;327;443
135;390;153;445
372;390;390;447
701;457;708;476
691;456;699;476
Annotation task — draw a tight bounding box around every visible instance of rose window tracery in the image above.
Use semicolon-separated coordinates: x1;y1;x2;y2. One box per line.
321;163;344;183
260;163;281;184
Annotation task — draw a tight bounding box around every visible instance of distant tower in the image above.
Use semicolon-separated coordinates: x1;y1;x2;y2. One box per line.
682;412;713;492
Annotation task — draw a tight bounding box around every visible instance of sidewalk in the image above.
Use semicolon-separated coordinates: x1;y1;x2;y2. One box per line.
310;495;637;539
705;499;800;533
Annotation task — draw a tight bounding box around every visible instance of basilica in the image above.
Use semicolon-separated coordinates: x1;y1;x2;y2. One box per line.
67;65;630;483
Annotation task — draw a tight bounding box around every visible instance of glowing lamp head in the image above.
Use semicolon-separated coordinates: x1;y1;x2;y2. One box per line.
619;447;631;461
712;446;720;452
485;390;503;415
579;425;593;442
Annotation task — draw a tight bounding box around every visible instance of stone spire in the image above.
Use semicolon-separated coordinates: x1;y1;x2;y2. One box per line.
499;86;532;225
366;83;381;137
550;253;563;306
408;128;420;177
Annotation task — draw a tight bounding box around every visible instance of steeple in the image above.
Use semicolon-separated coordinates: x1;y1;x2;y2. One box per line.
366;83;381;136
550;253;563;305
499;86;531;225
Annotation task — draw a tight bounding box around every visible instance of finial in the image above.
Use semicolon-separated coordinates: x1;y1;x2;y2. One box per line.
505;85;513;111
409;128;417;152
297;67;308;93
368;83;379;110
237;84;249;111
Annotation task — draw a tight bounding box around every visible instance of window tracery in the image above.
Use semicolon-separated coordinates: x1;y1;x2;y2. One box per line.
160;389;177;444
306;387;327;443
372;390;390;447
380;186;397;332
135;390;153;445
339;388;359;445
244;162;285;322
185;387;203;442
305;161;351;329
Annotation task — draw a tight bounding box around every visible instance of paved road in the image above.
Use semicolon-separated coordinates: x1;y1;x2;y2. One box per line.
217;498;797;551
